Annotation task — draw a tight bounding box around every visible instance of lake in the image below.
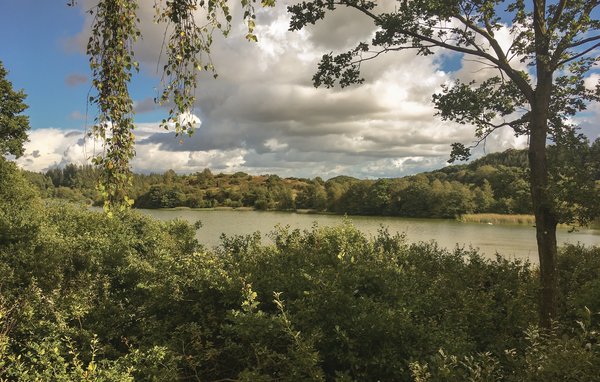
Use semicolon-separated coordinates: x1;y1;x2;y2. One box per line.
139;208;600;263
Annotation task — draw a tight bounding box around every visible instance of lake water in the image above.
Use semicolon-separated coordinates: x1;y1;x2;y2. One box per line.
138;208;600;263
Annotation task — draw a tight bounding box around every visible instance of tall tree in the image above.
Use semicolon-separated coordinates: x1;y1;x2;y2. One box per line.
0;61;30;158
288;0;600;327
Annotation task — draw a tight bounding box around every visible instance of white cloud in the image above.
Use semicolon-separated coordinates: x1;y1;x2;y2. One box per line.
15;129;92;172
41;1;540;178
584;73;600;91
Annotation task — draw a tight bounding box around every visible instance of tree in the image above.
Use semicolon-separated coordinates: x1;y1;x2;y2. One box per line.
474;179;495;212
288;0;600;327
0;61;30;158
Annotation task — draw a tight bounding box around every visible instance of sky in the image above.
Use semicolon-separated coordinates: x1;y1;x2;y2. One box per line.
1;0;598;178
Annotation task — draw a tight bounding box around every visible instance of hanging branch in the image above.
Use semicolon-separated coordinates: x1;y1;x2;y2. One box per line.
87;0;140;213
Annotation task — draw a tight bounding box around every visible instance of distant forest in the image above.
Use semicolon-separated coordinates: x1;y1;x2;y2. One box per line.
24;142;600;219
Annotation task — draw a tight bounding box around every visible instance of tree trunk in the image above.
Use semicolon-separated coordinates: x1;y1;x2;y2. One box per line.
531;0;558;329
529;87;558;329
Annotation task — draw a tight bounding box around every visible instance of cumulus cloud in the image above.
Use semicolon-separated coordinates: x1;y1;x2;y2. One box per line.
40;0;539;178
15;128;92;172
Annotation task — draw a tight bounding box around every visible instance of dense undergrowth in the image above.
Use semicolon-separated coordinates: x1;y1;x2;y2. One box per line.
2;158;600;381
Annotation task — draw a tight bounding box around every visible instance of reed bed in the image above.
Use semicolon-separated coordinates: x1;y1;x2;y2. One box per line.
459;213;535;225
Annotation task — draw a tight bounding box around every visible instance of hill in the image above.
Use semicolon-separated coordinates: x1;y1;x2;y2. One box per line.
23;143;600;219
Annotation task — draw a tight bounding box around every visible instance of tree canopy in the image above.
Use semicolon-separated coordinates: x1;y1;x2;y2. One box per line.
0;61;30;158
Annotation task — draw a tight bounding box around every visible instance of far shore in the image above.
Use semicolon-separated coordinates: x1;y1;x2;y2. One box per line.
85;203;600;230
146;206;337;215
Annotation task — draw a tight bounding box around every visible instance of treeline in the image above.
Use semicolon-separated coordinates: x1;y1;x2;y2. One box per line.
2;157;600;381
30;141;600;218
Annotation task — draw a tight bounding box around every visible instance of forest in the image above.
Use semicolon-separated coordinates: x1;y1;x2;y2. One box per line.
29;142;600;220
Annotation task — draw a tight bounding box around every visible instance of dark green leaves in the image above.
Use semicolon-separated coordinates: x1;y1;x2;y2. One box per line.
312;47;366;88
433;76;529;143
0;61;30;158
449;142;472;163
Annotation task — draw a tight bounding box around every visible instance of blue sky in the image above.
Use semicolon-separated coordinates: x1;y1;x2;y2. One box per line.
1;1;598;177
0;0;165;130
1;1;90;129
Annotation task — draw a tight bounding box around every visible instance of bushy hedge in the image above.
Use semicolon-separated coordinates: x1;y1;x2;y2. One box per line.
1;158;599;381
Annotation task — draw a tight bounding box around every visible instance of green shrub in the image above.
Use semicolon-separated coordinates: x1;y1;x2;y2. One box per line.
558;244;600;326
210;223;537;380
410;316;600;382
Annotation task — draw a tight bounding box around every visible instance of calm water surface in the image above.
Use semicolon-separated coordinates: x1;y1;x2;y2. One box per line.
139;209;600;263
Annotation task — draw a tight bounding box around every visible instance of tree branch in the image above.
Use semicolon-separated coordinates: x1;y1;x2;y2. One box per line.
548;0;569;33
333;1;382;23
557;41;600;67
337;1;496;59
566;34;600;49
325;1;534;100
351;45;437;65
551;0;600;66
469;112;531;150
452;13;534;101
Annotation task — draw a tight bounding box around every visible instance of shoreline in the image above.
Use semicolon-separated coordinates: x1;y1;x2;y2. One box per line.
134;207;600;229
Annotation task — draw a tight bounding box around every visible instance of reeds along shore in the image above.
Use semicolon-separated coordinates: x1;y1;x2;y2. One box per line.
459;214;537;225
459;214;600;229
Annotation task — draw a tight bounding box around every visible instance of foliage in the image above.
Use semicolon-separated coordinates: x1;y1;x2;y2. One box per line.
0;61;30;158
410;314;600;382
87;0;140;211
0;158;42;247
557;244;600;327
547;133;600;226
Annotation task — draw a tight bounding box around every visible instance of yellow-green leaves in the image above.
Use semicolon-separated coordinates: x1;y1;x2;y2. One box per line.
88;0;139;213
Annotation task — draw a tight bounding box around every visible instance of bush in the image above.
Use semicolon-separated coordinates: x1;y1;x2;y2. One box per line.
558;244;600;326
214;224;537;380
410;317;600;382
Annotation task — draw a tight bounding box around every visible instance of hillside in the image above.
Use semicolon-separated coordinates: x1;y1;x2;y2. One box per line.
24;143;600;219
